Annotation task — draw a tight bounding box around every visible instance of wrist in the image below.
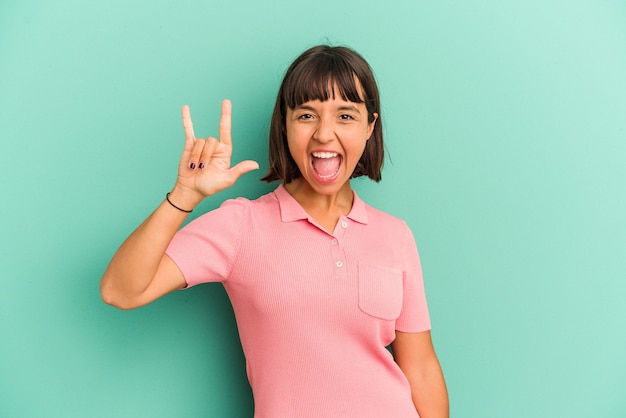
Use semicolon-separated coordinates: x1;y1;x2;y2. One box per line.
167;184;204;212
165;193;193;213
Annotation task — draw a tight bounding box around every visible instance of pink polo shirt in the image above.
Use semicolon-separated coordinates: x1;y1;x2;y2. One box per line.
166;185;431;417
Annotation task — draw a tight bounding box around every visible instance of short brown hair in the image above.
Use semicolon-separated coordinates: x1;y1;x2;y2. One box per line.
261;45;384;183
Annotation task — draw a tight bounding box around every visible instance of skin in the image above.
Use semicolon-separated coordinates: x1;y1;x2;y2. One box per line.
284;93;377;232
100;100;258;309
284;91;448;417
100;98;448;417
393;331;449;417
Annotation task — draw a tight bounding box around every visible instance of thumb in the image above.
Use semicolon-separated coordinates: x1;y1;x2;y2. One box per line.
229;160;260;180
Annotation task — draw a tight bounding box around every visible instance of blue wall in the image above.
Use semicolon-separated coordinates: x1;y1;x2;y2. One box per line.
1;1;625;416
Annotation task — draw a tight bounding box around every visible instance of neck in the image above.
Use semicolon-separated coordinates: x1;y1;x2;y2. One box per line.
284;179;354;232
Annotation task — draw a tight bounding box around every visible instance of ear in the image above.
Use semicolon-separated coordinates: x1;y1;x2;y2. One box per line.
366;112;378;139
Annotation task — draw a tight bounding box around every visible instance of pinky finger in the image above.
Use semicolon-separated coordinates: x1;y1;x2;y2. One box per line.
182;105;196;142
180;106;196;165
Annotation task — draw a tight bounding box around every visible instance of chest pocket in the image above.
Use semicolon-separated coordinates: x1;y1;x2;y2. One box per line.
357;263;403;320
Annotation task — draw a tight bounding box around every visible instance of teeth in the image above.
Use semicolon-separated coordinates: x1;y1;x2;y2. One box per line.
312;152;338;158
318;172;337;179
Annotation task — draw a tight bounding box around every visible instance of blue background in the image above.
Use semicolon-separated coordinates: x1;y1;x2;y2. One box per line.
1;1;625;416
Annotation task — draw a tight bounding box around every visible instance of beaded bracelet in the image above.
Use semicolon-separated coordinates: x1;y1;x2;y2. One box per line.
166;192;193;213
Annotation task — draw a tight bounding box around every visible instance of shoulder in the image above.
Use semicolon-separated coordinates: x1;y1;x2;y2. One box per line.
204;188;279;215
180;194;256;233
363;201;411;235
222;188;280;217
202;189;281;228
358;200;418;254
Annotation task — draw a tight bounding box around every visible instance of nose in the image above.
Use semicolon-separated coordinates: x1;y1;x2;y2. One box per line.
313;117;335;143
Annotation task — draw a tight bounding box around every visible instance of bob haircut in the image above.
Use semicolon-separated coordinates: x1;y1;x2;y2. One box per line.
261;45;384;183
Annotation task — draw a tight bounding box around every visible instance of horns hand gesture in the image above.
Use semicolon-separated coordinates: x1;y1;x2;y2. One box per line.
172;100;259;206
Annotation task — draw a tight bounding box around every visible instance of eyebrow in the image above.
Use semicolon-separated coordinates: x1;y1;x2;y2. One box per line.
337;105;360;113
293;104;316;111
293;104;362;113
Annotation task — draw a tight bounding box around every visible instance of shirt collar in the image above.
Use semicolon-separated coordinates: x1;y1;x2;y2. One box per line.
274;184;368;225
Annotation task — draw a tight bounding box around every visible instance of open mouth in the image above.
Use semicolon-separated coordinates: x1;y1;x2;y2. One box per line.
311;151;342;180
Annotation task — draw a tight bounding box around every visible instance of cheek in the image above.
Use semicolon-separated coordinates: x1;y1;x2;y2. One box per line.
357;142;368;160
285;133;308;168
286;127;309;153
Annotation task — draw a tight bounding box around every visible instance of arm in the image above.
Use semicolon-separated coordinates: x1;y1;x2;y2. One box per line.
100;100;258;309
391;330;449;418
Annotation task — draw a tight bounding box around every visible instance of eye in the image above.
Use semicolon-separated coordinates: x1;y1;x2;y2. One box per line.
298;113;314;120
339;114;355;120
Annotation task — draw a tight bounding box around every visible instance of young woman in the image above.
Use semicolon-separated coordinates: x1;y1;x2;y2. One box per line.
101;45;448;418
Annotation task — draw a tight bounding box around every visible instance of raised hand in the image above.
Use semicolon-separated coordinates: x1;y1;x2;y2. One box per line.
172;100;259;206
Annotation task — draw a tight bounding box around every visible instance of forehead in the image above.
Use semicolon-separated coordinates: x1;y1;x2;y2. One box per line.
283;69;366;110
290;95;367;112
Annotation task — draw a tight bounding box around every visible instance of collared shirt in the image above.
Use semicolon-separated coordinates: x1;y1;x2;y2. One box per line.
166;185;431;418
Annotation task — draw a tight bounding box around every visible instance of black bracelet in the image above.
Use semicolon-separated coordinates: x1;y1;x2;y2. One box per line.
165;192;193;213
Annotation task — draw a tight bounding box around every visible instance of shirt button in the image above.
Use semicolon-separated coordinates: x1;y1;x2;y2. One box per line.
336;261;344;268
331;238;338;245
341;221;348;229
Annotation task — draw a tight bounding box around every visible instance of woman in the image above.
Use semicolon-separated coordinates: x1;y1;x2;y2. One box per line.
101;45;448;417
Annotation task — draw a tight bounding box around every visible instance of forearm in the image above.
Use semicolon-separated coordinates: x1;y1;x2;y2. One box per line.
100;188;201;306
409;358;449;418
392;331;449;418
100;101;258;309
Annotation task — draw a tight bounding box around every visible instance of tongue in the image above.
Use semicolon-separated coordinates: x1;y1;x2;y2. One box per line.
312;156;341;176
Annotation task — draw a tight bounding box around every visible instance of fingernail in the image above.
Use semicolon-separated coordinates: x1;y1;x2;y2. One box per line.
199;162;205;169
189;162;196;169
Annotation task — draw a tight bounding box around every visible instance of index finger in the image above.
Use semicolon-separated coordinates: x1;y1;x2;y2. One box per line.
219;99;232;146
181;105;195;141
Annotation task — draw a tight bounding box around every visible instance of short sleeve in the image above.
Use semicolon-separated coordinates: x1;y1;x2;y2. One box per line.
165;198;248;288
395;224;431;332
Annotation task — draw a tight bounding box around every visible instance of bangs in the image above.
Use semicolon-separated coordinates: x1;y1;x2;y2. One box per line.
262;45;383;184
282;55;365;110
